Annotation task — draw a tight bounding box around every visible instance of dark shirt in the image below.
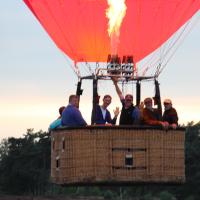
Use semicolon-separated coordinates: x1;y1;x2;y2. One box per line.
62;104;87;127
163;107;178;125
119;99;140;125
93;105;116;125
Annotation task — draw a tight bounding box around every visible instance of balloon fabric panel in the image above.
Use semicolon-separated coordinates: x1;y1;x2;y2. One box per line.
23;0;200;63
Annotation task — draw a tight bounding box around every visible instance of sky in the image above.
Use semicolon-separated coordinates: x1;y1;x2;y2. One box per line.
0;1;200;141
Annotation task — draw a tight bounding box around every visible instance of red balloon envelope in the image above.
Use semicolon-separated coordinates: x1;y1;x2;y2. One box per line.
23;0;200;63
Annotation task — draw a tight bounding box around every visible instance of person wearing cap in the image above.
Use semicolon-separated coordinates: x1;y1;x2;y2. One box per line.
162;99;178;129
112;78;140;125
142;97;168;128
92;95;120;125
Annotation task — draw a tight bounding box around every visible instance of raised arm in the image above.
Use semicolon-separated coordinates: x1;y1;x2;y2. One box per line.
112;78;124;100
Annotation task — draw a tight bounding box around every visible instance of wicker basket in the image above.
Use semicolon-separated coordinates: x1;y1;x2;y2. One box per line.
51;126;185;185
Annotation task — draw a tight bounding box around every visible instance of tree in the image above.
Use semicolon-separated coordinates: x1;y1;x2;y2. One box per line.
0;129;51;195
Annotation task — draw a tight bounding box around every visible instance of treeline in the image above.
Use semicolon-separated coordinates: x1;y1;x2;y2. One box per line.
0;123;200;200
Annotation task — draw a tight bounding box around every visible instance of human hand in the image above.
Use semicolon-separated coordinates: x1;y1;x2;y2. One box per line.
139;101;144;110
113;107;120;117
170;123;177;129
160;121;169;130
105;123;112;126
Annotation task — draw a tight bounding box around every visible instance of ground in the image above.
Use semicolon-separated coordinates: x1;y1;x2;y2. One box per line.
0;196;104;200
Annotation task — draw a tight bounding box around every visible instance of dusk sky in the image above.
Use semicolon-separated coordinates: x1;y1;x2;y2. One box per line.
0;1;200;141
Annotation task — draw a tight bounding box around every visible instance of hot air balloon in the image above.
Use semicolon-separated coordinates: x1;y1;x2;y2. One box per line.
23;0;200;185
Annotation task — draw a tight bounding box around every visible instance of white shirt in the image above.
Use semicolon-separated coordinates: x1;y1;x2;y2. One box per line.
100;106;107;120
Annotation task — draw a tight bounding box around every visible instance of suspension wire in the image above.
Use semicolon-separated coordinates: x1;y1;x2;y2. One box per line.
140;7;200;78
95;62;100;75
60;51;80;78
82;62;89;75
155;1;194;73
140;44;165;77
78;61;91;76
141;25;187;77
77;61;95;77
85;62;94;75
140;0;167;77
139;50;155;76
142;17;194;78
157;14;200;77
154;63;162;78
157;1;180;64
161;22;190;61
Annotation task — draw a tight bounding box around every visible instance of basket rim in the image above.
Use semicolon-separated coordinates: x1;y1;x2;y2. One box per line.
52;125;185;132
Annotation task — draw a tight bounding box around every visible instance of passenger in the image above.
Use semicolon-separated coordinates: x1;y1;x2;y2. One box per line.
142;97;168;128
112;78;140;125
49;106;65;131
163;99;178;129
93;95;120;125
58;106;65;119
139;101;144;120
62;95;87;127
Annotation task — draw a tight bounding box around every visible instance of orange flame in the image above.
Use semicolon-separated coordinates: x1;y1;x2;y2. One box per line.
106;0;127;54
